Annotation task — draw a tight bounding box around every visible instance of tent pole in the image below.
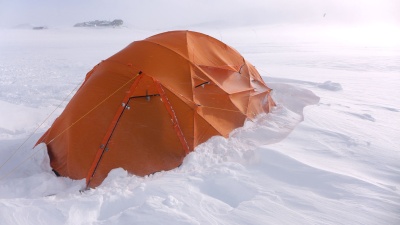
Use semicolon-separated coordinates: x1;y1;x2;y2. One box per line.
85;71;143;189
154;79;190;155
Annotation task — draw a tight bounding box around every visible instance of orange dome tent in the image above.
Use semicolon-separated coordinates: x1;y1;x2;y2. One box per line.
36;30;275;188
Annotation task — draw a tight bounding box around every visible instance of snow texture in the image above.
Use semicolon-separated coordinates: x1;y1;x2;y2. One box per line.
0;26;399;225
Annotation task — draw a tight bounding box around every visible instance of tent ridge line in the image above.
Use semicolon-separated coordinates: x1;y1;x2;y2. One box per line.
85;71;143;188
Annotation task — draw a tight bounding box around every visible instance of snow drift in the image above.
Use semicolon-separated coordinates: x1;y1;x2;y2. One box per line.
0;26;399;224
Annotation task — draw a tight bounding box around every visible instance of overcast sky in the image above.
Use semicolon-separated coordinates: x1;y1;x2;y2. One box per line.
0;0;399;28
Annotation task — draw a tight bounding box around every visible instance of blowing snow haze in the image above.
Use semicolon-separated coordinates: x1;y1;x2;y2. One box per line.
1;0;400;224
0;0;399;29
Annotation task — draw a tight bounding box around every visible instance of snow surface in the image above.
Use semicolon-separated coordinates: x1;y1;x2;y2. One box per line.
0;26;399;225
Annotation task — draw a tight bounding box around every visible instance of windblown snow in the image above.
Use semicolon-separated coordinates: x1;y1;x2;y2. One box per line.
0;26;399;225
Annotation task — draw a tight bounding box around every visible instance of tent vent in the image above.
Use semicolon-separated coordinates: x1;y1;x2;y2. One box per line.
195;81;210;88
130;94;160;100
239;64;245;74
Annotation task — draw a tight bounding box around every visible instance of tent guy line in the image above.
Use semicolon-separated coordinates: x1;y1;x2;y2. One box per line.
0;71;141;183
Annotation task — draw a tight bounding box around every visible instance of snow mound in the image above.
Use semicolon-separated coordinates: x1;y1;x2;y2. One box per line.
317;81;343;91
0;101;46;138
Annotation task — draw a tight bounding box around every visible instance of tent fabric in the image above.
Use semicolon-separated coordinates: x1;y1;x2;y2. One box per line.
36;30;276;188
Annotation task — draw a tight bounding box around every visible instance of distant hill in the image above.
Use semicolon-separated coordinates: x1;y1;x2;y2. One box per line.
74;19;123;28
32;26;48;30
